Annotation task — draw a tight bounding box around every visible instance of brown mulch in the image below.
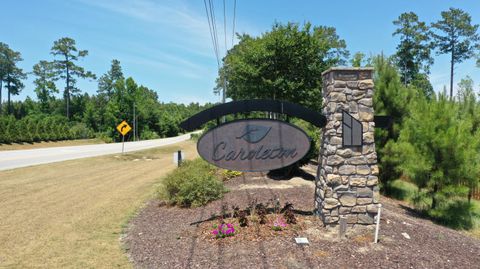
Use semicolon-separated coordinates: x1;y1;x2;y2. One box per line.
123;171;480;269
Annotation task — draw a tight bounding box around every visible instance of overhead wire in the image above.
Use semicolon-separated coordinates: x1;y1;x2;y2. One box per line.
203;0;238;106
231;0;236;48
208;0;221;67
222;0;227;104
223;0;227;54
203;0;220;69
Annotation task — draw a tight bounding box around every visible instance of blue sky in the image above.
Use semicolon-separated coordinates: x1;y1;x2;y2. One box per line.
1;0;479;104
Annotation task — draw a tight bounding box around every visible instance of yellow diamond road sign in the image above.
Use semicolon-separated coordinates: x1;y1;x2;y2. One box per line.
116;120;132;136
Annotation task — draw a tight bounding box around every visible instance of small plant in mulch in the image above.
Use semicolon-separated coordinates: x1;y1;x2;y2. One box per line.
271;216;287;231
221;203;229;218
282;202;297;224
269;195;281;214
256;203;268;225
246;198;257;215
231;204;240;218
238;210;249;227
211;223;236;238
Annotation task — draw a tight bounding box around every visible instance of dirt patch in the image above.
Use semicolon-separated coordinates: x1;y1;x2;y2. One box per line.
124;171;480;269
236;176;314;190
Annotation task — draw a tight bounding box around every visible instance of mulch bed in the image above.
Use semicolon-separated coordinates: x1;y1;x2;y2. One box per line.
123;170;480;269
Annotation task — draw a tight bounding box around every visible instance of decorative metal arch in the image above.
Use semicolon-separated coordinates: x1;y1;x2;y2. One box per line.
179;99;327;131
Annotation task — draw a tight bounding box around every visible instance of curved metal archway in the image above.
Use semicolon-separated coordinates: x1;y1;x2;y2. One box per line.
180;99;327;131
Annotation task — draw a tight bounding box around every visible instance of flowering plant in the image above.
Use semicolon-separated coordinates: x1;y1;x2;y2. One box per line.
272;216;287;231
211;223;235;238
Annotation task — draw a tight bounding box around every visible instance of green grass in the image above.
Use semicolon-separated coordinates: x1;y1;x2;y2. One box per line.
385;179;418;202
0;140;198;268
385;179;480;235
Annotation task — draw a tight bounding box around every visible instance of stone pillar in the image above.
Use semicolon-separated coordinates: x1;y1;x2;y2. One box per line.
315;67;380;226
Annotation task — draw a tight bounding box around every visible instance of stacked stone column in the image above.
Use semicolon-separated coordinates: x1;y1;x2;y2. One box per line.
315;67;380;226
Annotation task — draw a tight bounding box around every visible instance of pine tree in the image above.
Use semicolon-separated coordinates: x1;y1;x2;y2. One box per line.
432;8;480;98
393;12;433;84
32;60;58;113
392;92;478;209
50;37;96;119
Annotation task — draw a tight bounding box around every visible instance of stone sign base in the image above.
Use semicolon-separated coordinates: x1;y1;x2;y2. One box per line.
315;67;380;226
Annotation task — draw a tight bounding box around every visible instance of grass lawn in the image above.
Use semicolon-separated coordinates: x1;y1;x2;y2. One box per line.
0;140;198;268
386;179;480;239
0;138;105;151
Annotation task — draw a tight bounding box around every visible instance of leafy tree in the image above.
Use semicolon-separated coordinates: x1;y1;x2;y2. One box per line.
0;44;27;114
393;12;433;85
216;22;349;111
456;76;480;203
372;54;419;189
32;60;58;112
98;59;124;99
456;75;475;102
350;52;366;67
391;92;479;210
410;73;434;99
83;99;100;131
0;42;9;114
50;37;96;119
431;8;480;98
373;55;415;139
0;116;9;143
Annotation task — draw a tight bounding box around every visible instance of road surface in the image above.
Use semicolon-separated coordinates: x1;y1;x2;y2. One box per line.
0;133;195;171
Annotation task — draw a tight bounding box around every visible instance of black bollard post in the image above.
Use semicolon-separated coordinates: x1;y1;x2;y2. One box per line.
177;150;182;167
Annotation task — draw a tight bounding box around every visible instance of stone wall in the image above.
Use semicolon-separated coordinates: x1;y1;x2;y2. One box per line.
315;67;380;226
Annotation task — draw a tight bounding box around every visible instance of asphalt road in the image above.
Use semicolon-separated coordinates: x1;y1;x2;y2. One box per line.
0;133;194;171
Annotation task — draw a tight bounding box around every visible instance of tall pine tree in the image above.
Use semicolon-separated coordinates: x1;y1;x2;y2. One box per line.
51;37;96;119
432;8;480;98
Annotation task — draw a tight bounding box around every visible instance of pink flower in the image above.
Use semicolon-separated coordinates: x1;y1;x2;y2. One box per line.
212;230;219;235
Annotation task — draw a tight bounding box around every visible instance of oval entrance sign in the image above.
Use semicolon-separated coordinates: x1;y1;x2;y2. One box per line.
197;119;311;172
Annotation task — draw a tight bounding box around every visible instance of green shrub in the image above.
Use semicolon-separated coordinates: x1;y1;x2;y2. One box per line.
140;128;159;140
190;132;201;141
70;123;94;139
95;132;114;143
429;199;478;230
159;158;227;207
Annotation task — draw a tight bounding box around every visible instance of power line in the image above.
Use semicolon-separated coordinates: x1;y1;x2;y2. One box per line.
203;0;220;68
203;0;239;108
231;0;237;48
222;0;227;105
208;0;221;67
223;0;227;55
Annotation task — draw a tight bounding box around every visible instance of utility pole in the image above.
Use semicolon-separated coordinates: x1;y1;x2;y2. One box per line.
133;103;136;142
222;80;226;123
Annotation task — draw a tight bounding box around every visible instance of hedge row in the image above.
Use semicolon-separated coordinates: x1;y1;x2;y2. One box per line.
0;116;94;144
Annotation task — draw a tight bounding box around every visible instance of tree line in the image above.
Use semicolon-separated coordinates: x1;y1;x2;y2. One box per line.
0;38;212;144
215;8;480;228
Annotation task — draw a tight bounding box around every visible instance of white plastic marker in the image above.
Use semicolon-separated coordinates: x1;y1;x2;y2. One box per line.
374;204;382;243
295;237;309;245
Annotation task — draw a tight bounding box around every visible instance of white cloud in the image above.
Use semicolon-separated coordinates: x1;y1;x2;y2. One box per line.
77;0;229;57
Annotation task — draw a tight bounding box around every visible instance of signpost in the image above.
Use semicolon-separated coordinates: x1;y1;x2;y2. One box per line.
116;120;132;154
